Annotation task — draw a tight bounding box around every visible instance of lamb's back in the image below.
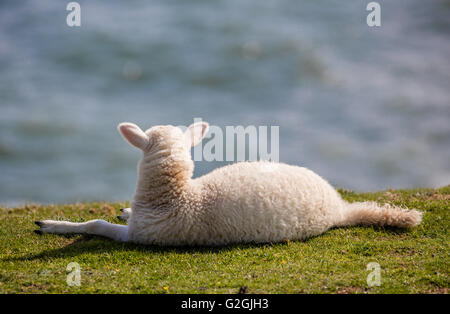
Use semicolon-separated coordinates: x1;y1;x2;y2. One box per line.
193;161;345;244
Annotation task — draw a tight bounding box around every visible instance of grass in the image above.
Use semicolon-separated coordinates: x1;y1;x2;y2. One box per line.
0;187;448;294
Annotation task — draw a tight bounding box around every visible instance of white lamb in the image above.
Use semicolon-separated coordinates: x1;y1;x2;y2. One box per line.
35;121;422;245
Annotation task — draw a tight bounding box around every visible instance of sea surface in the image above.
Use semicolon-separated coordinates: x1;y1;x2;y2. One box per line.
0;0;449;205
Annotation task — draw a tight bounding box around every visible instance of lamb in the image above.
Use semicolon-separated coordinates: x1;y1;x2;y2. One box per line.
34;121;423;246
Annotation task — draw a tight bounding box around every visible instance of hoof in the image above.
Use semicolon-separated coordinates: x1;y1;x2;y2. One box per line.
34;221;43;227
34;229;43;235
117;216;121;220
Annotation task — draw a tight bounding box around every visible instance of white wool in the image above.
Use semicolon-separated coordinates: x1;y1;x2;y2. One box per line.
123;122;422;246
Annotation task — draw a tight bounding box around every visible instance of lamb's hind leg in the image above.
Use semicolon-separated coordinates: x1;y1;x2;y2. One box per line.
34;219;129;242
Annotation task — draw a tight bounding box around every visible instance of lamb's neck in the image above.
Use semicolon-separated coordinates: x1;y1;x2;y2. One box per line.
132;158;195;209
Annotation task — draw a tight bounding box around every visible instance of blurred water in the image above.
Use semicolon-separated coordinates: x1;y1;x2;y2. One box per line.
0;0;449;205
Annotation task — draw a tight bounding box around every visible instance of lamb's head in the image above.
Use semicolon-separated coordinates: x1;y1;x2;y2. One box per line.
118;121;209;182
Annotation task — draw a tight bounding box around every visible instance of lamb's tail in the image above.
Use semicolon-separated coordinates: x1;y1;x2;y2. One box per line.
337;201;422;228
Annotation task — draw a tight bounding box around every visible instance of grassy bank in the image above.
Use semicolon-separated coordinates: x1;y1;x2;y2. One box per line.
0;187;448;294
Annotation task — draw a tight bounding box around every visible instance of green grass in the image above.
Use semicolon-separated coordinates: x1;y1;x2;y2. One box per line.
0;187;448;294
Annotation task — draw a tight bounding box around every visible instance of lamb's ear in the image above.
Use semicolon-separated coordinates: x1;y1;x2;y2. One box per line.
118;122;149;150
185;122;209;147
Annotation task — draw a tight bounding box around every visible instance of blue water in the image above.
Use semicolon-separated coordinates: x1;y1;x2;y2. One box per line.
0;0;449;205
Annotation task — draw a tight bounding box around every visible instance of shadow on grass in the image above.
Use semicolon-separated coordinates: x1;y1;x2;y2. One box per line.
5;224;412;262
329;224;414;235
4;234;277;262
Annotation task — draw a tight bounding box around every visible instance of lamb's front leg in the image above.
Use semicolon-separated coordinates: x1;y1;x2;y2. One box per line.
34;219;129;242
117;207;131;221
